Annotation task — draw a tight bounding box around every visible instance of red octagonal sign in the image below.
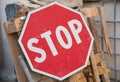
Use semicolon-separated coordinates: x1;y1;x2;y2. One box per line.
18;2;94;81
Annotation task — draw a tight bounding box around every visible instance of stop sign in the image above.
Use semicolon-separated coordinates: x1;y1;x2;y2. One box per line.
18;2;94;81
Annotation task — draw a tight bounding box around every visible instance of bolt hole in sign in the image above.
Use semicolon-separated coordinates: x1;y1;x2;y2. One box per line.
18;2;94;81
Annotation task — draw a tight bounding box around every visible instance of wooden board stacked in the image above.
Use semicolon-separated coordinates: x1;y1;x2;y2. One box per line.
4;0;112;82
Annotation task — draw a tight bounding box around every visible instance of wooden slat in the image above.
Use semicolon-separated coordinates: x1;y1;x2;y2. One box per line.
83;65;93;76
98;66;110;75
14;18;23;34
5;22;17;34
88;16;110;82
5;19;22;34
4;5;112;82
100;61;110;82
95;52;104;64
56;0;83;7
30;0;48;6
16;1;40;8
40;77;56;82
18;55;34;82
4;22;28;82
15;7;29;18
4;22;55;82
84;64;110;76
16;0;83;9
99;7;113;56
80;7;99;17
69;72;87;82
88;17;101;52
90;49;100;82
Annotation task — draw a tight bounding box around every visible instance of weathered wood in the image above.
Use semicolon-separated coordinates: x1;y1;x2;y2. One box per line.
69;72;87;82
16;0;83;9
98;66;110;75
56;0;83;7
83;65;94;82
99;7;113;56
90;49;100;82
94;52;104;64
16;1;40;8
80;7;99;17
87;14;110;82
5;21;17;34
15;7;29;18
4;5;112;82
29;0;48;6
40;77;56;82
4;22;28;82
100;60;110;82
88;17;101;52
14;18;23;34
5;19;23;34
4;21;55;82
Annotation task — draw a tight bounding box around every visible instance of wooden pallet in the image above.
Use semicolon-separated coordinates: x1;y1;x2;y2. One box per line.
15;0;83;8
80;7;112;82
4;2;112;82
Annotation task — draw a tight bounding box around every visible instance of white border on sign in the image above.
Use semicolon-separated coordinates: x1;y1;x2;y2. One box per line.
18;2;94;81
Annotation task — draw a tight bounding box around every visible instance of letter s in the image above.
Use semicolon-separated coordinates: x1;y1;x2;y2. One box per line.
27;38;46;63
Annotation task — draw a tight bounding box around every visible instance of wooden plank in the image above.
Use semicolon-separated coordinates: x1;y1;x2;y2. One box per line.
87;13;110;82
5;21;17;34
83;65;93;77
17;0;83;8
4;22;28;82
16;1;40;9
5;19;23;34
88;17;101;52
94;52;104;64
40;77;56;82
4;21;55;82
69;72;87;82
15;7;29;18
55;0;83;7
68;7;102;82
80;7;99;17
99;7;113;56
101;62;110;82
90;49;100;82
32;0;83;7
5;6;111;82
30;0;48;6
97;66;110;75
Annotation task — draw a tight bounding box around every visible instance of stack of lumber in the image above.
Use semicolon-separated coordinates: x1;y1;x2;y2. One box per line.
15;0;83;8
4;0;112;82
